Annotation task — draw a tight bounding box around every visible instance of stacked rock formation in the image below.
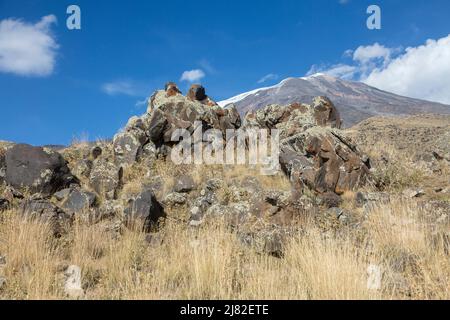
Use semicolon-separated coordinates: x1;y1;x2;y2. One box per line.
0;83;371;237
243;96;370;202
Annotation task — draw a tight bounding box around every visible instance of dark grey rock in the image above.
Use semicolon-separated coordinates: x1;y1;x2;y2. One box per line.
60;188;96;213
187;84;207;101
5;144;76;196
0;197;9;211
148;108;168;143
91;146;102;159
173;175;196;193
124;188;165;232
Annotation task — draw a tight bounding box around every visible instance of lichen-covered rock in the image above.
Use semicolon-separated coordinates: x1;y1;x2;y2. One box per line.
124;188;165;232
189;184;219;222
70;158;93;180
243;97;341;134
146;83;241;148
163;192;187;206
279;127;370;196
5;144;77;196
89;159;123;200
55;186;96;213
113;129;147;168
206;202;251;226
173;175;196;193
244;101;370;197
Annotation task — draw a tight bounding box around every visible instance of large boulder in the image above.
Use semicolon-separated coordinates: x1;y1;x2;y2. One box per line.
89;159;123;200
187;84;207;101
4;144;76;196
279;127;370;196
124;188;165;232
113;117;148;168
244;100;370;197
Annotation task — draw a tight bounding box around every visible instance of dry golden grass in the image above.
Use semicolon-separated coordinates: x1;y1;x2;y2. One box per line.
363;141;428;192
365;200;450;299
0;198;448;300
0;212;63;299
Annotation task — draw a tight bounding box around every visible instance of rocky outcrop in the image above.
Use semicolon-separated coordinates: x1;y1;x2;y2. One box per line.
4;144;77;197
146;84;241;147
244;99;370;197
108;83;241;173
0;83;372;239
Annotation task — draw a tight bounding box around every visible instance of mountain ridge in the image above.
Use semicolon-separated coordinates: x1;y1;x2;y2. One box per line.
218;74;450;127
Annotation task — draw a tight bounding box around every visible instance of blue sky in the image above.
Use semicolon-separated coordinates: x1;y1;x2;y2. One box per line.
1;0;449;145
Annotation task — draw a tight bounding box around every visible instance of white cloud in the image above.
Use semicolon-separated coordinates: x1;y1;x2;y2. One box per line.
257;73;279;84
102;81;138;96
307;64;356;80
0;15;58;76
353;43;392;65
305;34;450;104
363;36;450;104
180;69;205;82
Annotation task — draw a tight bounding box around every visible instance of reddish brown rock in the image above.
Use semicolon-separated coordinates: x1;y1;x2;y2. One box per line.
165;82;181;97
245;99;369;198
